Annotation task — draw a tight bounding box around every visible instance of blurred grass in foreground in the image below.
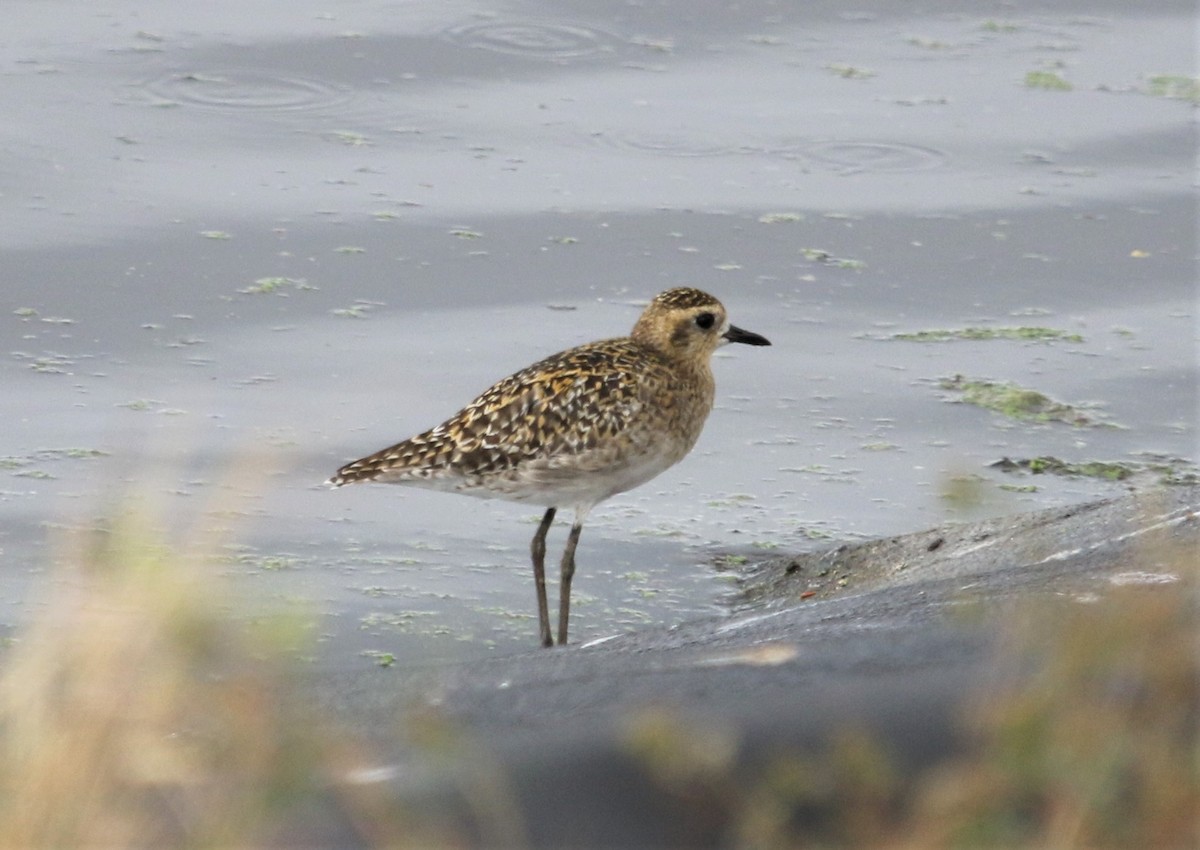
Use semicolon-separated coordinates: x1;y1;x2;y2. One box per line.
1;501;1195;847
0;513;427;849
627;507;1199;848
909;576;1197;846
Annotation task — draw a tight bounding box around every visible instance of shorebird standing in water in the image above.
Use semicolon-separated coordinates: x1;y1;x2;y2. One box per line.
329;288;770;647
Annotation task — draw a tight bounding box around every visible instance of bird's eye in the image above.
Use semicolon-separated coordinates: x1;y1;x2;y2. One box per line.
695;312;715;330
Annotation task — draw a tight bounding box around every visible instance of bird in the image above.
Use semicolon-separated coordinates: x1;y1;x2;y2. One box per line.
328;287;770;648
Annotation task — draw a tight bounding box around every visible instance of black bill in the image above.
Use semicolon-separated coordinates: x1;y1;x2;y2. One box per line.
722;324;771;346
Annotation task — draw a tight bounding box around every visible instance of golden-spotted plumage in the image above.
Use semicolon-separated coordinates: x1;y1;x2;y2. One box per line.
329;287;770;647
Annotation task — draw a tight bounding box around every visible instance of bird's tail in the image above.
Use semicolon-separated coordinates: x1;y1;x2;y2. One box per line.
326;435;433;488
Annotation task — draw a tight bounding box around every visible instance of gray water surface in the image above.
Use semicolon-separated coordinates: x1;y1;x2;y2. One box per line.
2;0;1195;664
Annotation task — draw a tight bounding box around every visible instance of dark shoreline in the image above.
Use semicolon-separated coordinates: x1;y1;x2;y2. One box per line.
293;484;1198;847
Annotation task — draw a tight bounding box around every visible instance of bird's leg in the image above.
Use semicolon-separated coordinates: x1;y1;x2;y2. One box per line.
531;507;556;648
556;522;583;646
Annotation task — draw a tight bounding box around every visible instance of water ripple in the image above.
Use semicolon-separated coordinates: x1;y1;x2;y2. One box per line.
441;20;619;61
588;133;947;171
781;140;946;173
141;68;351;113
590;131;749;158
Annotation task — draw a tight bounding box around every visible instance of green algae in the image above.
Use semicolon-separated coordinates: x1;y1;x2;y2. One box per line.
894;327;1083;343
938;375;1114;427
992;455;1198;486
1025;71;1071;91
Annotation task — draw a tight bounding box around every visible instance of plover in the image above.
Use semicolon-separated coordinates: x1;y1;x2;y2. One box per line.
329;287;770;647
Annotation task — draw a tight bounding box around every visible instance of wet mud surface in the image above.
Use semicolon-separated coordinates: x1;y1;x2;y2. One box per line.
301;485;1198;847
3;0;1196;665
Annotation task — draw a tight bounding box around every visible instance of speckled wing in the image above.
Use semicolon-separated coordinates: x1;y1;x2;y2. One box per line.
329;339;664;489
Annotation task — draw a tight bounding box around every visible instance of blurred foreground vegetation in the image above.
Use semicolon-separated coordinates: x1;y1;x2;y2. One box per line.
0;504;1195;848
0;515;427;848
628;503;1199;849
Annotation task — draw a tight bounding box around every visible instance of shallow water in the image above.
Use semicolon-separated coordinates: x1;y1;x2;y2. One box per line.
2;0;1195;664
